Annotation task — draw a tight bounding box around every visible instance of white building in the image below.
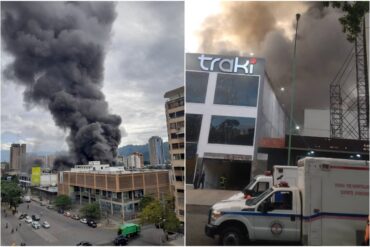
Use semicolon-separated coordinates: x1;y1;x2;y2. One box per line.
127;154;142;169
186;53;286;189
148;136;165;165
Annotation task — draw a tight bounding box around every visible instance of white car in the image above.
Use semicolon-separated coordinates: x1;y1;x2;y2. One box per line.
42;221;50;228
25;216;32;223
31;221;41;229
80;218;87;224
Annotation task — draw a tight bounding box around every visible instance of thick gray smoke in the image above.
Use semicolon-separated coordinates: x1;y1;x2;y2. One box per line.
197;2;358;125
2;2;121;169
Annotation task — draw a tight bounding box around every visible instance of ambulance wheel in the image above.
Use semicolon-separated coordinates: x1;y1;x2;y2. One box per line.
219;226;246;246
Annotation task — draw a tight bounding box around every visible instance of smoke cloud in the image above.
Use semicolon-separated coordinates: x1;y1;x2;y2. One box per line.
2;2;121;168
197;2;356;125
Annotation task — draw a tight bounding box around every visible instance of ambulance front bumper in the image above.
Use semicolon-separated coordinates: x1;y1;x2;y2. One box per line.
205;224;219;238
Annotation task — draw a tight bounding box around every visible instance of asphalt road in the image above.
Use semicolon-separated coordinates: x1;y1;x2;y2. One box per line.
1;201;164;246
186;205;216;246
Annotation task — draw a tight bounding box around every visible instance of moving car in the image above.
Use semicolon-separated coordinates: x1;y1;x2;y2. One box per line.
19;213;27;220
42;221;50;228
31;221;41;229
64;211;71;217
71;214;80;220
25;216;32;223
87;220;97;228
31;215;40;221
47;205;54;209
40;201;47;206
113;235;128;246
80;218;87;224
24;196;31;203
76;241;92;246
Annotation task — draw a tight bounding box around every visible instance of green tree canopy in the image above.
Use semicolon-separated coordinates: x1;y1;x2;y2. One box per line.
54;195;72;210
324;1;369;42
80;202;101;220
139;200;163;225
163;210;181;232
1;180;22;209
139;195;155;210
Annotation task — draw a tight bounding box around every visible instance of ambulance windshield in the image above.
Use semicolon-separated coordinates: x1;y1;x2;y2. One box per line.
245;188;273;206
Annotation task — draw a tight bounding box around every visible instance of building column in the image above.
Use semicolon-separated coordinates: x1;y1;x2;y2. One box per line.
79;187;82;205
88;189;91;204
121;193;125;223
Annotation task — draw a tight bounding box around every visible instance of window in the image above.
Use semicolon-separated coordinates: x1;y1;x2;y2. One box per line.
208;116;255;146
186;143;197;159
255;182;269;192
265;191;293;210
214;74;259;107
186;114;203;142
186;71;209;103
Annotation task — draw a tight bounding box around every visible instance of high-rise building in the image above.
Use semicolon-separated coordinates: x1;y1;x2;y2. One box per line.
148;136;165;165
10;144;26;172
164;86;184;222
46;155;56;169
127;152;144;169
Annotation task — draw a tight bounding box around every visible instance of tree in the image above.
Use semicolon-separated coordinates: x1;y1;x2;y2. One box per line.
323;2;369;42
163;210;180;232
139;200;163;226
139;195;155;210
1;180;22;210
54;195;72;210
80;202;101;220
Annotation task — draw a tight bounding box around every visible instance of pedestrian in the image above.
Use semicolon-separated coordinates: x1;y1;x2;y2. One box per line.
19;223;21;227
11;228;14;234
16;227;17;232
199;170;205;189
193;170;200;189
5;223;8;229
27;205;29;210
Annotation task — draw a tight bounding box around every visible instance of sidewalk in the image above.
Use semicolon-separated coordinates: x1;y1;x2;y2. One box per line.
186;184;239;206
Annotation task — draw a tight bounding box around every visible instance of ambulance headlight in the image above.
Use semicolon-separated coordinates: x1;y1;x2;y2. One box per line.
211;209;223;223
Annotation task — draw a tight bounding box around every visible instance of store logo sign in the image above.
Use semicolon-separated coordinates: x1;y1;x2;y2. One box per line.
198;54;256;74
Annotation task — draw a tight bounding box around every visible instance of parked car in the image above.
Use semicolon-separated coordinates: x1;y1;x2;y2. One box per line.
24;196;31;203
19;213;27;220
47;205;54;209
80;218;88;224
58;209;64;214
114;235;128;246
71;214;80;220
31;215;40;221
87;220;97;228
64;211;71;217
25;216;32;224
40;201;46;206
42;221;50;229
31;221;41;229
76;241;92;246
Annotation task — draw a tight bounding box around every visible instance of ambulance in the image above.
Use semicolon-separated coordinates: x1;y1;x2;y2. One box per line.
205;157;369;245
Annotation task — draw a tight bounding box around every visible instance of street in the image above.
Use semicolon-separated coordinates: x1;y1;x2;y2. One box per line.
1;201;164;246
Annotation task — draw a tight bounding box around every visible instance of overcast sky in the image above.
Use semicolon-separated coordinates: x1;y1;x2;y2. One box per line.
1;2;184;154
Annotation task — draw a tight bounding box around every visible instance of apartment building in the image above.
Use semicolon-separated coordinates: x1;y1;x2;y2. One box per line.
164;86;185;222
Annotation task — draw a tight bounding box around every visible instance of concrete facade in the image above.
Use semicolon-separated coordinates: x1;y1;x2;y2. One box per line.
58;164;171;222
10;143;26;172
164;86;185;222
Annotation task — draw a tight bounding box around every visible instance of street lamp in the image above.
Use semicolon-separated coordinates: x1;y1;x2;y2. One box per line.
287;13;301;166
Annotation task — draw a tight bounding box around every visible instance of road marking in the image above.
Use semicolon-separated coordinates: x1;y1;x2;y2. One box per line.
32;228;58;243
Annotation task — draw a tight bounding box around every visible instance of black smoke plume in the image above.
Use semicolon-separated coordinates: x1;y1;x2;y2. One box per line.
2;2;121;169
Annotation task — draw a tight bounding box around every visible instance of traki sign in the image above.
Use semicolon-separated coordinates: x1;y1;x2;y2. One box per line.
198;54;257;74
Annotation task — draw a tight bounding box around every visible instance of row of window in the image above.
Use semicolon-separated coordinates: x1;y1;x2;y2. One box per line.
186;71;259;107
169;110;184;119
167;99;184;110
169;121;184;130
186;114;255;146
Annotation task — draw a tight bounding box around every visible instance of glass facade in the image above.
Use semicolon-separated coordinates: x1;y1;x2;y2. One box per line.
208;115;255;146
186;114;203;142
214;74;259;107
186;71;209;103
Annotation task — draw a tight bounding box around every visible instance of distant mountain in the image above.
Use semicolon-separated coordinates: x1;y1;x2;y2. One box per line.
118;142;170;163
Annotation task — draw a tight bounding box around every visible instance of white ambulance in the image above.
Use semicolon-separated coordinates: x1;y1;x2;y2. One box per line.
227;166;297;201
205;157;369;245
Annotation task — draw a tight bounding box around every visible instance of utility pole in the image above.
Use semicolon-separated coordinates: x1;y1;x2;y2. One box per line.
287;13;301;166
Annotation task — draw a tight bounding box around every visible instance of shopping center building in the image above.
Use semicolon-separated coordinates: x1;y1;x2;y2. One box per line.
186;53;286;189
